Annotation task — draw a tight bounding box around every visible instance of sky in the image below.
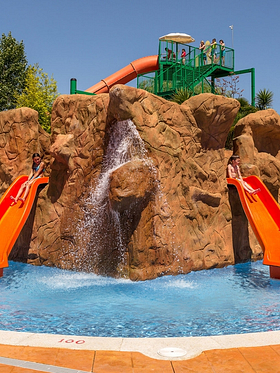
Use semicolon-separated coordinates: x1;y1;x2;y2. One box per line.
1;0;279;113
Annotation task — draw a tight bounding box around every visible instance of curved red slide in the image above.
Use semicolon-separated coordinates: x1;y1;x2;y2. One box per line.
85;55;159;94
227;176;280;279
0;176;49;276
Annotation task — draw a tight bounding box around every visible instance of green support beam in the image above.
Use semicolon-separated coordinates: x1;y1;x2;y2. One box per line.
234;68;255;107
70;78;77;94
70;78;96;95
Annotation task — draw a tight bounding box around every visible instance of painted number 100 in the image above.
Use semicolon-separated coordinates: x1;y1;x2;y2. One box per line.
58;338;85;344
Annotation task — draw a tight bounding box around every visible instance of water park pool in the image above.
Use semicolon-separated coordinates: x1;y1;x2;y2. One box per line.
1;260;280;338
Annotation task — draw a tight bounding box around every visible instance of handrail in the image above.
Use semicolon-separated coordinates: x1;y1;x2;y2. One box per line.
154;41;234;94
159;41;234;70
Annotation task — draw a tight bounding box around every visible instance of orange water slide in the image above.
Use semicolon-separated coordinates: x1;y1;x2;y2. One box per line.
85;55;159;94
227;176;280;279
0;176;49;277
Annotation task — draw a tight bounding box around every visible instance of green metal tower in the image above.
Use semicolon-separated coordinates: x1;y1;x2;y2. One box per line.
137;39;255;106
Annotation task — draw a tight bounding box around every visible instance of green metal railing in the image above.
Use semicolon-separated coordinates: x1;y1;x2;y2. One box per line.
137;40;236;99
158;40;234;70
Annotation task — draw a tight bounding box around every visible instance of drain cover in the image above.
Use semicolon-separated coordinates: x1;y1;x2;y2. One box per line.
157;347;187;358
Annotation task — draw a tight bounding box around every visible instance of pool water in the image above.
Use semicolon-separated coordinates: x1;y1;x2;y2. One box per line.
1;260;280;338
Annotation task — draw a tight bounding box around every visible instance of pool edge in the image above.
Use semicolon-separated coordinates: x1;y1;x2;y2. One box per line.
1;329;280;360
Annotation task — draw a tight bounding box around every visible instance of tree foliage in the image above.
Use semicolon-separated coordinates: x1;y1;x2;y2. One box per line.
194;80;212;95
138;78;154;93
256;88;273;110
16;64;59;133
0;32;28;111
215;75;244;98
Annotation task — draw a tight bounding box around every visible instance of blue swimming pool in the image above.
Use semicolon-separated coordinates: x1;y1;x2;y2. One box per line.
1;260;280;338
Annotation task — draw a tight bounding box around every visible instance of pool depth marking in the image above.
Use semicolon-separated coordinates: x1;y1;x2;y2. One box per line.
58;338;86;344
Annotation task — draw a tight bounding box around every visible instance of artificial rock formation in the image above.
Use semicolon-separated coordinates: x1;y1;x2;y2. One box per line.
0;108;50;195
234;109;280;199
1;88;280;280
0;107;51;262
227;109;280;264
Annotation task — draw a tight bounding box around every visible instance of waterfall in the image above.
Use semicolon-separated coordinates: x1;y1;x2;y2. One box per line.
75;119;149;275
87;119;148;209
73;118;180;277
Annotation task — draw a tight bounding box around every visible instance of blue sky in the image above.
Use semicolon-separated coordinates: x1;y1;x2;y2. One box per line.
1;0;279;113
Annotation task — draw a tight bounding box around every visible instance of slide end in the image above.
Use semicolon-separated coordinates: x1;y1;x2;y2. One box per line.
269;265;280;280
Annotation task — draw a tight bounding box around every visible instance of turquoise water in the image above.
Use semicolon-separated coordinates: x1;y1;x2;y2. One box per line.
1;260;280;338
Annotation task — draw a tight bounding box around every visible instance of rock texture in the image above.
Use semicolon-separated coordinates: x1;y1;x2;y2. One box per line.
29;94;110;271
227;109;280;264
0;107;51;263
234;109;280;200
1;88;279;280
0;108;50;195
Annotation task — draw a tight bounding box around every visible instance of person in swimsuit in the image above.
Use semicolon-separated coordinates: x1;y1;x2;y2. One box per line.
10;153;45;203
199;40;206;65
181;48;186;65
227;155;260;194
210;38;217;62
219;39;225;66
165;48;175;60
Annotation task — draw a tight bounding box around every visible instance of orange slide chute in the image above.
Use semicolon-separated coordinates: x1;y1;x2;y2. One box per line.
0;175;49;276
227;176;280;278
85;55;159;94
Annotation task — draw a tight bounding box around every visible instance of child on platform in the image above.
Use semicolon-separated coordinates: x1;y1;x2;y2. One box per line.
10;153;45;203
227;155;260;194
181;48;186;64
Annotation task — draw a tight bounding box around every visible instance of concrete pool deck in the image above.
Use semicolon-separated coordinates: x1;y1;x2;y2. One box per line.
1;330;280;372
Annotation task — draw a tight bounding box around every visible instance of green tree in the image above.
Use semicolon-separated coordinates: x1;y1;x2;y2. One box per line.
194;80;212;95
0;32;28;111
138;78;154;93
256;88;273;110
16;64;59;133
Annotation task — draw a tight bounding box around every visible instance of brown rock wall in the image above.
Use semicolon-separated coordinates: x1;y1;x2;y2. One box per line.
28;93;110;270
0;108;50;194
2;87;279;280
234;109;280;200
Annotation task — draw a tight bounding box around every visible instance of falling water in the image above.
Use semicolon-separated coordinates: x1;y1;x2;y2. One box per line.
74;119;150;275
87;119;148;208
72;118;182;277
